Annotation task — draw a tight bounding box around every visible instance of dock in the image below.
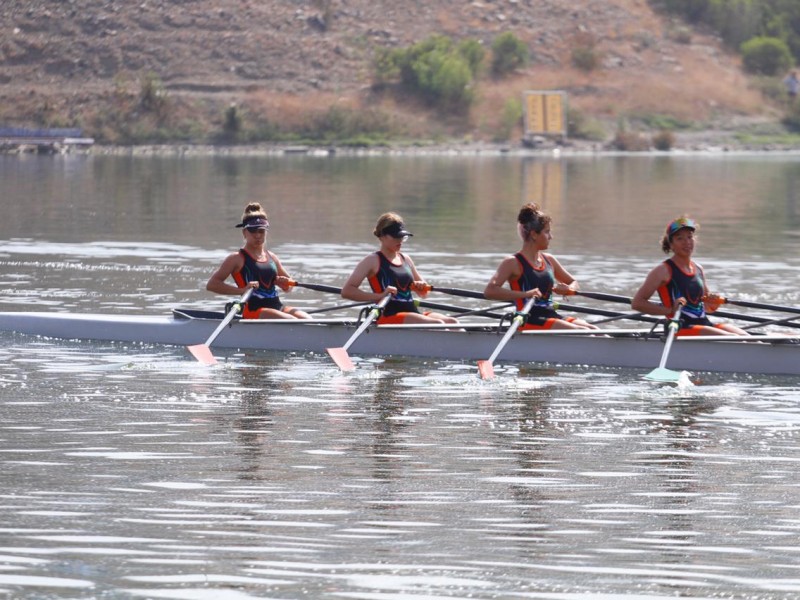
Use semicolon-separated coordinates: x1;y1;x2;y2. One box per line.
0;127;94;154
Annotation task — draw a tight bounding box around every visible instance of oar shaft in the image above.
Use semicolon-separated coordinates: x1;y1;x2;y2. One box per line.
724;297;800;315
342;295;391;352
486;296;537;365
203;288;253;345
427;285;485;300
290;281;342;295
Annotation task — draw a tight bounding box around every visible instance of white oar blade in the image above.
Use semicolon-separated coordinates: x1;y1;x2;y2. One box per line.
326;347;355;371
187;344;217;365
643;367;692;385
477;360;495;380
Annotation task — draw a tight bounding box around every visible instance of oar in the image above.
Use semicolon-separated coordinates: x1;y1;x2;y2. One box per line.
742;313;800;331
643;301;689;384
307;301;370;315
417;299;508;320
719;297;800;315
187;288;253;365
575;290;631;304
326;295;391;371
417;284;485;300
477;296;537;380
288;281;341;295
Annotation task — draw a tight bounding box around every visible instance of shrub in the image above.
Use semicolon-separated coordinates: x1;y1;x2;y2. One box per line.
571;45;599;72
741;36;793;76
222;103;242;141
490;32;528;77
495;97;522;141
139;71;168;116
373;35;477;112
653;129;675;150
458;39;485;77
782;102;800;132
567;107;607;141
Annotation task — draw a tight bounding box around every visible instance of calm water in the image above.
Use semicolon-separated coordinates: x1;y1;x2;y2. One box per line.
1;152;800;599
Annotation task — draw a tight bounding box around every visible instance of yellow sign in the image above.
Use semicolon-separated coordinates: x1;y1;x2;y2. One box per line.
523;91;566;137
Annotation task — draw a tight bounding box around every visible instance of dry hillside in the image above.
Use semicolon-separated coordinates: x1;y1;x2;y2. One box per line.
0;0;779;145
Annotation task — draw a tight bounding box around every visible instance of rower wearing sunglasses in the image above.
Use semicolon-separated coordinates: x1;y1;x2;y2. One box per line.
206;202;310;319
341;212;458;325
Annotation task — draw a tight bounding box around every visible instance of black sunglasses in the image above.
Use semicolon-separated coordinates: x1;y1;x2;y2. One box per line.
245;227;267;233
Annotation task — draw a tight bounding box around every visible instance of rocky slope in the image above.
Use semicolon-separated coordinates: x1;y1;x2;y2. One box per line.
0;0;778;145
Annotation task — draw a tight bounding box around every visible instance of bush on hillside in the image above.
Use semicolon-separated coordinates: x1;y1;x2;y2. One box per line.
741;36;794;75
372;35;479;112
490;32;528;77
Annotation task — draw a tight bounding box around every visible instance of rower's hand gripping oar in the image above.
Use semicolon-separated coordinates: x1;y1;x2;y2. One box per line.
643;299;691;384
326;294;391;371
187;287;254;365
477;296;537;380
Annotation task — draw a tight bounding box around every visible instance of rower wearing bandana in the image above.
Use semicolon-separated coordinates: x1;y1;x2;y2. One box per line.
632;216;747;336
484;203;598;330
341;213;458;325
205;202;311;320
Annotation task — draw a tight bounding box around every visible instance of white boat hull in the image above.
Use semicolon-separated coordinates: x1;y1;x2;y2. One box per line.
0;310;798;376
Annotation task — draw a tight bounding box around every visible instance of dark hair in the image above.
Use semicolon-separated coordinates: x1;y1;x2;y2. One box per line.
241;202;267;222
518;203;551;240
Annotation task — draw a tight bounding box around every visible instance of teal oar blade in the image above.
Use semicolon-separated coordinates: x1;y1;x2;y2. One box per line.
642;301;693;386
187;287;253;365
643;366;692;385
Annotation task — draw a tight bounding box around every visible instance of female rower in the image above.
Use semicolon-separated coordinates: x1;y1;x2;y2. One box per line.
206;202;310;320
484;203;597;330
341;213;458;325
631;216;746;336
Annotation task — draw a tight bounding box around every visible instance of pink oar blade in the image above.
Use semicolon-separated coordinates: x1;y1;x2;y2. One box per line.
477;360;495;380
326;347;355;371
187;344;217;365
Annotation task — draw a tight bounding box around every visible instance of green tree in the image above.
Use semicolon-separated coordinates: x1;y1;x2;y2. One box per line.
741;35;794;75
491;32;529;76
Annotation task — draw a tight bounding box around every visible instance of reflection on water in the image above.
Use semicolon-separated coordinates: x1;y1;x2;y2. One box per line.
2;343;800;598
1;154;800;598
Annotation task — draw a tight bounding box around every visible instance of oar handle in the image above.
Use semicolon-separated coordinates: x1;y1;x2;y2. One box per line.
202;287;253;346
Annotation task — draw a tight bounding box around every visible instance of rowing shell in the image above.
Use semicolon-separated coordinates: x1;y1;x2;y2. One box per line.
0;309;798;376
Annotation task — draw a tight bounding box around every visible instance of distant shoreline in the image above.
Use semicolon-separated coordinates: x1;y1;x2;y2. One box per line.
7;135;800;158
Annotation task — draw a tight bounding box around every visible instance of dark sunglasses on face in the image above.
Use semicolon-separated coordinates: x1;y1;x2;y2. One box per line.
246;227;267;233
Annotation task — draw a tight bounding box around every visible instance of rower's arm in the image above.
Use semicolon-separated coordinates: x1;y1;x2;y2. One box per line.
631;264;672;317
341;255;388;303
484;257;537;301
206;254;249;296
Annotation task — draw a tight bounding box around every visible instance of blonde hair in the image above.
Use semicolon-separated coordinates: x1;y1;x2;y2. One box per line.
373;212;403;238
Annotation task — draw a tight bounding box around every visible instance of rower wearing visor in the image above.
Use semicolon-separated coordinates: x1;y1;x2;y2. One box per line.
205;202;310;320
631;215;747;336
341;212;458;326
484;203;598;331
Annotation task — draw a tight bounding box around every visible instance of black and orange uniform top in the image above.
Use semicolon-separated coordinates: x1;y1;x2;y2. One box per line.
367;251;421;324
656;258;720;335
510;252;576;330
231;248;283;318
